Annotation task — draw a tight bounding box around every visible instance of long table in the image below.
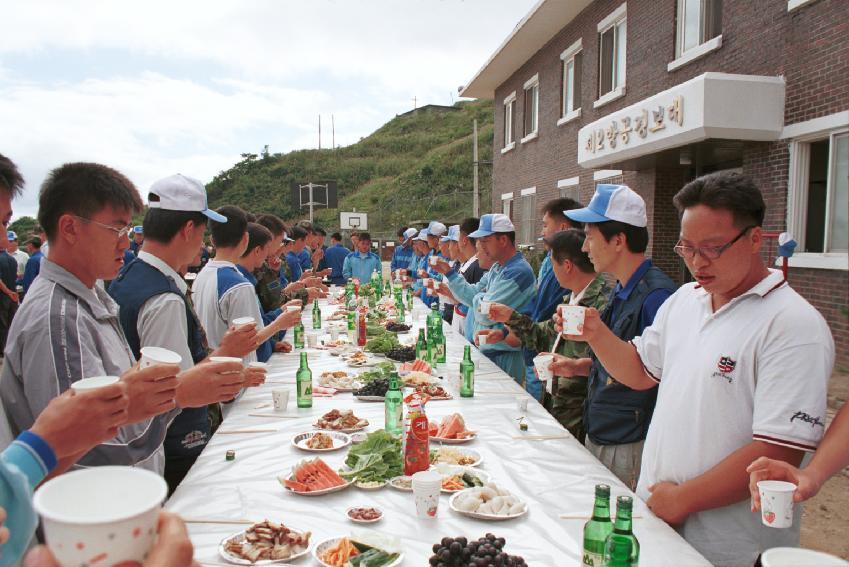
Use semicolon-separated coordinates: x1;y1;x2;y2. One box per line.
166;297;710;566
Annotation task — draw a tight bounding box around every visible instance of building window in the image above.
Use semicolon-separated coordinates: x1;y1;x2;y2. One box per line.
676;0;722;57
515;190;537;246
502;92;516;151
522;74;539;141
559;39;583;124
501;193;514;220
598;3;627;100
799;132;848;253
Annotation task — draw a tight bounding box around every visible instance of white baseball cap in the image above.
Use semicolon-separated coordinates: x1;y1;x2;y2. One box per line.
469;213;515;238
442;224;460;242
414;228;430;241
565;184;647;228
402;227;418;243
148;174;227;223
427;221;447;237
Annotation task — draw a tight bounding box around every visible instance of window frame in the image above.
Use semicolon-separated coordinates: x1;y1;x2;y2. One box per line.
501;192;514;220
668;0;723;71
502;91;517;153
558;38;583;126
521;74;540;143
595;3;627;107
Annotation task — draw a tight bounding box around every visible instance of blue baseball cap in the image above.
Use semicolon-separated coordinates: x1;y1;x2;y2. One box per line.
564;184;647;227
442;224;460;242
133;225;144;234
6;231;16;241
468;213;515;238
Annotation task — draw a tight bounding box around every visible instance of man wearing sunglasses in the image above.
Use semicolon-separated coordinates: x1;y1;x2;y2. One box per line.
566;171;832;566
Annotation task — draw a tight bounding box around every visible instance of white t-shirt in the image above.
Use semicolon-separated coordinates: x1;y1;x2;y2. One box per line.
632;269;833;567
451;255;478;336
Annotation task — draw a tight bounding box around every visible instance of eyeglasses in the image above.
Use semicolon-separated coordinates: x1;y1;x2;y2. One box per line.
673;226;756;261
73;215;133;240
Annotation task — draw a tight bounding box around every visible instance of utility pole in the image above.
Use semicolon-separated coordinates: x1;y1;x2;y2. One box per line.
472;119;480;217
412;96;417;110
332;114;335;149
300;182;328;223
318;115;322;150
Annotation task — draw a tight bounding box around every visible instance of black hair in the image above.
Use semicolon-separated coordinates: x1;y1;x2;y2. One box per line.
673;171;766;228
358;231;372;242
210;205;248;248
142;196;208;244
297;220;314;234
289;225;308;242
242;222;273;257
459;217;480;245
255;213;285;237
397;226;409;238
594;221;649;253
27;236;42;249
496;231;516;245
550;229;594;273
38;162;143;241
0;153;24;198
543;197;583;229
314;225;327;236
331;232;343;241
244;212;257;223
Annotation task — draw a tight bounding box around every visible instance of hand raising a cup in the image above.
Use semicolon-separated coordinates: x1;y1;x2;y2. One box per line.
486;302;513;323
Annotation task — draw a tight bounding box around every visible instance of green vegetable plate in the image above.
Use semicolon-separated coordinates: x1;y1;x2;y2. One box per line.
313;537;403;567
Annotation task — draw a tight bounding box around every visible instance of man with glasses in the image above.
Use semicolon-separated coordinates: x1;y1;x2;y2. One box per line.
553;184;676;490
567;172;832;566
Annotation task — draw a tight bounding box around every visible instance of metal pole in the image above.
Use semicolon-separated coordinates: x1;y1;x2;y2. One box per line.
332;115;335;150
308;183;315;223
473;119;480;217
318;115;322;150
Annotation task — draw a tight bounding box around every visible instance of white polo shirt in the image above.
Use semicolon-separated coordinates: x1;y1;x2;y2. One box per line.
632;269;833;567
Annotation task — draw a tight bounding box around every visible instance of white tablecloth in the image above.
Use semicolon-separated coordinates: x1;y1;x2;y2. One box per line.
166;298;710;566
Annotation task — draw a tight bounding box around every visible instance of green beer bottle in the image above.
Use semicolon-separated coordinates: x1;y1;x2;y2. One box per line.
406;286;413;310
415;329;428;361
602;496;639;567
427;301;440;337
345;280;354;303
384;372;403;436
425;329;434;365
460;345;475;397
434;323;446;364
293;318;305;349
312;299;321;330
394;291;406;323
296;352;312;408
347;309;356;331
582;484;613;567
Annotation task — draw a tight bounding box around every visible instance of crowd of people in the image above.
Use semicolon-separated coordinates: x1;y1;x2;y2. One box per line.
0;150;844;567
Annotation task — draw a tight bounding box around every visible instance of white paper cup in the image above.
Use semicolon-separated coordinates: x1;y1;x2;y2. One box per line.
139;346;182;368
232;316;256;328
479;300;492;315
272;388;290;412
248;361;269;370
412;471;442;519
70;376;120;393
761;547;849;567
209;356;243;364
533;354;555;383
306;332;320;348
516;397;529;412
329;327;340;341
757;480;796;528
429;256;438;266
286;305;301;313
559;305;586;335
33;466;167;567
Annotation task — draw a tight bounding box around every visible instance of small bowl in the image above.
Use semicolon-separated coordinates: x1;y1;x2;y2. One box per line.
346;506;383;524
350;432;368;444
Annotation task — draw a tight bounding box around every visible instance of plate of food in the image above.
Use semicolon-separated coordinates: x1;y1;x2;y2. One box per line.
279;458;352;496
352;378;389;401
314;409;369;433
449;483;529;521
346;506;383;524
415;383;452;400
330;345;358;357
387;475;413;492
384;321;411;334
385;346;416;362
353;479;387;491
219;520;311;564
398;359;432;373
346;351;378;367
314;536;403;567
291;430;351;452
319;371;358;391
430;446;483;467
429;414;477;444
434;464;490;493
400;370;436;387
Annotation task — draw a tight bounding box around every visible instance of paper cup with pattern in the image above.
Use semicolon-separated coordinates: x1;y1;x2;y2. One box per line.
412;471;442;519
139;346;182;369
70;376;120;393
33;466;167;567
559;305;586;336
533;353;554;384
757;480;796;528
272;388;290;412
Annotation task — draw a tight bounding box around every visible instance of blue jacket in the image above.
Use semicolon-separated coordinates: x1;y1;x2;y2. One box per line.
342;251;382;282
519;253;569;365
324;243;351;285
296;249;311;271
391;243;414;272
286;251;304;282
21;251;43;293
236;265;275;362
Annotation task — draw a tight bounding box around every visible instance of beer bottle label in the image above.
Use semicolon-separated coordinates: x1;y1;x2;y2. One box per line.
299;380;312;398
581;551;603;567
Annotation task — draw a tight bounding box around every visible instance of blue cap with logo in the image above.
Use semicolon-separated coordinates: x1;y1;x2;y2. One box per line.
564;184;647;227
442;224;460;242
469;213;515;238
7;231;16;241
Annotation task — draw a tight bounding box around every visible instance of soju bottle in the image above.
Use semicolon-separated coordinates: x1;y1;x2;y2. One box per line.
395;291;406;323
460;345;475;397
406;286;413;311
312;299;321;329
384;372;403;436
427;302;440;337
346;309;355;331
582;484;613;567
345;280;354;303
602;496;639;567
434;324;446;364
296;352;312;408
293;318;304;349
415;329;428;361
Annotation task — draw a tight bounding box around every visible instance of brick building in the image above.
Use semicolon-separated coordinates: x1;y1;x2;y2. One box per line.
461;0;848;365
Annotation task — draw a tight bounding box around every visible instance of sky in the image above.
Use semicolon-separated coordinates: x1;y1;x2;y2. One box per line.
0;0;537;219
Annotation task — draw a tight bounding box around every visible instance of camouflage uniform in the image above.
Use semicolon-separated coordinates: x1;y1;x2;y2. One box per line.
254;262;308;313
507;273;610;443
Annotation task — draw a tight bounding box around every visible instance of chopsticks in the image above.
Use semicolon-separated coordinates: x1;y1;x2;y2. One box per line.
184;518;254;525
510;434;570;441
246;413;301;418
216;429;278;434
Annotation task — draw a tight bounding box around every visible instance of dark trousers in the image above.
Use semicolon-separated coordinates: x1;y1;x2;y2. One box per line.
0;296;17;353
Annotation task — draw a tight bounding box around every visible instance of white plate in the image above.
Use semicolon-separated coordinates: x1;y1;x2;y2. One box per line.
313;537;404;567
430;432;478;444
346;506;384;524
435;465;490;493
354;480;387;491
218;527;311;565
387;475;413;492
279;461;353;496
448;490;529;521
291;430;351;452
430;447;483;467
354;395;386;402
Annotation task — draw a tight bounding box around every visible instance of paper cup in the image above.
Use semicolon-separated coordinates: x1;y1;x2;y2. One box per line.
757;480;796;528
533;354;554;383
428;256;438;266
286;304;302;313
232;316;256;328
70;376;120;393
272;388;290;412
479;300;492;315
761;547;849;567
560;305;586;335
139;346;182;368
329;327;340;341
33;466;166;567
209;356;243;364
248;361;269;370
306;332;320;348
412;471;442;519
516;397;529;412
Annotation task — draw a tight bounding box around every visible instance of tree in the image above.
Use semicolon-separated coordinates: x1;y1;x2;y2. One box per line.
8;216;38;240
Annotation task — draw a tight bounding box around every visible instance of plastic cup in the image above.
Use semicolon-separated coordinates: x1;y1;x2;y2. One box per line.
70;376;120;393
533;354;554;384
272;388;290;412
33;466;167;567
757;480;796;528
516;397;529;412
479;300;492;315
428;256;438;266
306;332;320;348
761;547;849;567
329;327;340;341
559;305;586;335
232;316;256;328
139;346;182;369
412;470;442;519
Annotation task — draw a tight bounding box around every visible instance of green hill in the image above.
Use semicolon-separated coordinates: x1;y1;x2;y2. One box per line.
206;99;494;237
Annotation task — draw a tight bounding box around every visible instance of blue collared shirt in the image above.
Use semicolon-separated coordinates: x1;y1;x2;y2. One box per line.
611;259;671;332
